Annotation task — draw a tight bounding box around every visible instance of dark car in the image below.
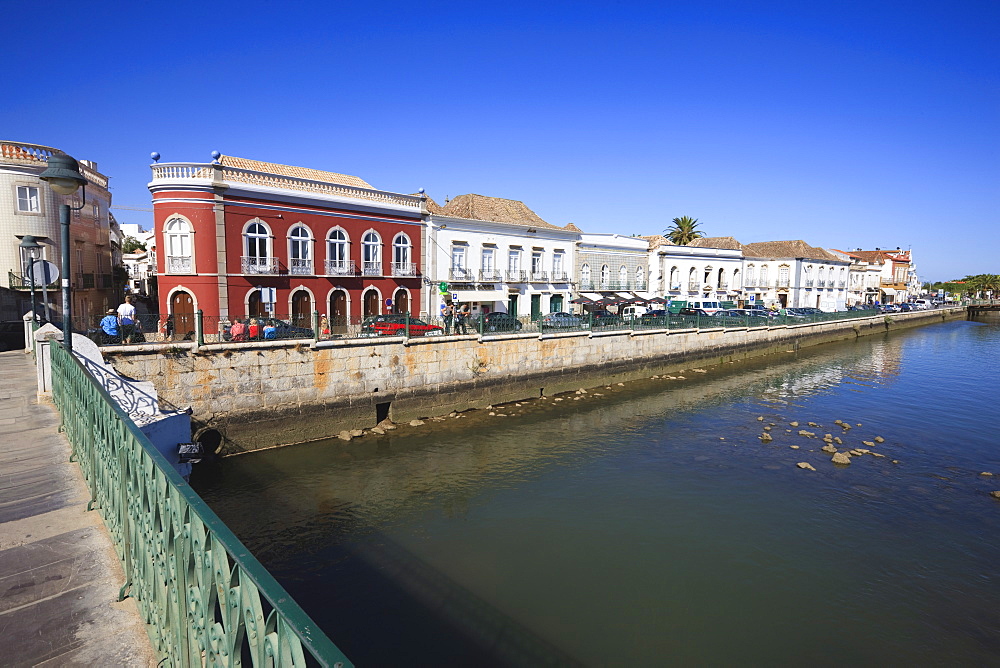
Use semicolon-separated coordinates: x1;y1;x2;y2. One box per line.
540;312;586;330
471;311;523;333
678;308;714;317
589;310;624;328
360;314;443;337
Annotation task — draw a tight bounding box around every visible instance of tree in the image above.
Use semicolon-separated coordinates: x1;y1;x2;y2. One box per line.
122;236;146;253
664;216;704;245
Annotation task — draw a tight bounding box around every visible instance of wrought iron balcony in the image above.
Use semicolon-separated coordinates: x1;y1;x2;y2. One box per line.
8;271;58;291
289;258;314;275
241;256;279;275
805;279;815;287
479;269;502;282
529;271;548;283
669;283;682;291
392;262;419;277
362;261;383;277
450;267;475;281
550;270;569;282
688;282;700;292
324;259;356;276
506;269;527;282
777;279;791;288
167;256;193;274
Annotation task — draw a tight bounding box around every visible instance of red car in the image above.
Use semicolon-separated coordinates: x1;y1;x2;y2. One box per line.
360;314;443;337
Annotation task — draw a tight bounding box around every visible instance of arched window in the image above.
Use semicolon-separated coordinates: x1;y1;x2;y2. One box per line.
732;268;740;289
600;264;610;288
717;267;727;288
669;266;680;290
635;266;646;290
688;267;698;291
326;228;352;275
288;225;313;275
746;264;756;287
362;231;382;276
242;220;274;274
619;265;628;288
581;263;591;288
392;233;414;276
164;217;193;274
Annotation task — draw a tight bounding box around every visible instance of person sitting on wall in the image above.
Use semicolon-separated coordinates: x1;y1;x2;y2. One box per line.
248;318;261;339
230;319;247;342
100;309;120;345
262;320;277;339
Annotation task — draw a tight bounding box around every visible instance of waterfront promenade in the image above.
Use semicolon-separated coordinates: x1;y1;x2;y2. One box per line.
0;350;154;666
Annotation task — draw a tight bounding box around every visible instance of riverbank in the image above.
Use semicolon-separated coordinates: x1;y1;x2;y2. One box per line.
104;307;965;455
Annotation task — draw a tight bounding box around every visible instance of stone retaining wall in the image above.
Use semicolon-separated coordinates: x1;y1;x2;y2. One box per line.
104;308;965;455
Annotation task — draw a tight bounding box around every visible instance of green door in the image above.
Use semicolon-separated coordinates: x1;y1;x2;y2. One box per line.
550;294;564;312
531;294;541;321
508;294;518;318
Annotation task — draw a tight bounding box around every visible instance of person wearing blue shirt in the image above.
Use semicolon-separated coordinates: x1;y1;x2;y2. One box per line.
100;309;120;345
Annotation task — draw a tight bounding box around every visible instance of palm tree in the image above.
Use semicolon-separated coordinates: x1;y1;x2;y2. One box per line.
664;216;704;245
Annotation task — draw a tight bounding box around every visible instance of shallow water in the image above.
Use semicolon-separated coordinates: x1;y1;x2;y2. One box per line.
195;320;1000;666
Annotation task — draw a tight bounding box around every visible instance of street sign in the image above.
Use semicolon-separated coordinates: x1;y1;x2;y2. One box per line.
27;260;59;285
438;281;449;294
385;298;393;307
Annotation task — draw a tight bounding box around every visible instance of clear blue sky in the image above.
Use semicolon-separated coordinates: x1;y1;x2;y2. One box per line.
3;0;996;281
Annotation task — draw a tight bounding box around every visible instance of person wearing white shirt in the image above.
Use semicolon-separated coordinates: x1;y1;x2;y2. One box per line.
117;294;137;344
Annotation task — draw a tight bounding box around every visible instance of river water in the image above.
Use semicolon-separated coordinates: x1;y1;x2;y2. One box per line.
194;319;1000;666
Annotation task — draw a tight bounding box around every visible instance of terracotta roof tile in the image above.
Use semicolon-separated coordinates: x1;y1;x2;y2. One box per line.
437;194;563;230
688;236;744;250
742;240;843;262
220;155;375;189
641;235;674;250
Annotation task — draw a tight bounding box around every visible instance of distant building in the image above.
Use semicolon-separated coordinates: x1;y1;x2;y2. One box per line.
741;240;850;310
846;248;915;303
575;233;649;302
424;194;579;319
646;236;744;304
148;154;425;336
1;141;116;325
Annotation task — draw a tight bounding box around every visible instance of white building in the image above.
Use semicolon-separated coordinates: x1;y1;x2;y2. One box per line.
741;240;850;311
575;233;650;303
424;194;580;320
1;141;116;324
646;236;744;304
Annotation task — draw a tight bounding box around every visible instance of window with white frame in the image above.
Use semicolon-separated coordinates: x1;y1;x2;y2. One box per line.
746;265;756;287
393;233;413;276
531;251;544;278
635;266;645;289
778;265;790;287
601;264;610;288
362;231;382;275
619;265;628;288
16;185;40;213
688;267;698;290
760;265;769;286
669;266;680;289
481;247;496;279
243;221;274;274
451;245;467;279
581;263;591;287
288;225;312;275
165;217;193;274
326;228;351;274
552;252;564;279
508;248;522;279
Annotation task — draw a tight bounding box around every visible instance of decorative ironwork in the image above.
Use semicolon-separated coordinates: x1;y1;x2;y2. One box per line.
49;342;352;667
325;259;356;276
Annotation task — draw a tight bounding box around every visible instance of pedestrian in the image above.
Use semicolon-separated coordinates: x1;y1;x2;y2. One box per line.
99;309;120;345
442;302;454;335
320;315;331;337
117;294;137;343
457;303;470;334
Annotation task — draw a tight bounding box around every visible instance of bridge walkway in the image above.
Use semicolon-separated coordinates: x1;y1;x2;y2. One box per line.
0;349;154;666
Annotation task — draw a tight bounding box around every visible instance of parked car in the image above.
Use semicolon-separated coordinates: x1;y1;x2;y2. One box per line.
471;311;523;332
360;314;443;337
678;308;715;317
716;309;770;324
540;312;586;330
637;310;670;326
589;310;624;328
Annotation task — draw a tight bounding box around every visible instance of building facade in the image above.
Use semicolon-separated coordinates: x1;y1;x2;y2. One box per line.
1;141;117;325
741;240;850;310
647;236;744;304
149;154;425;335
575;233;650;303
424;194;579;320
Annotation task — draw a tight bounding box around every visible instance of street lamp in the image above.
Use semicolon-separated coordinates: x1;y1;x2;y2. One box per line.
19;235;42;326
39;154;88;353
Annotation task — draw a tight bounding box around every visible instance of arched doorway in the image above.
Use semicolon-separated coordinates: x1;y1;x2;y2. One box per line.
248;291;266;318
170;291;195;341
363;290;380;318
291;291;311;327
329;290;348;333
393;288;409;314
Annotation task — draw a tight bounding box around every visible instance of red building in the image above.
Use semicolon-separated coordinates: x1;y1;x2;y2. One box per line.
149;154;425;334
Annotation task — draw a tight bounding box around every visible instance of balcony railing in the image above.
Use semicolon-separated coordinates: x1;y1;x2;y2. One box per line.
166;256;192;274
241;256;279;274
479;269;502;282
506;269;527;282
100;273;113;289
2;141;109;189
635;280;647;290
669;283;682;291
325;259;356;276
288;258;313;275
81;273;95;289
150;162;422;212
450;267;475;281
579;280;594;291
362;261;383;277
688;282;700;292
805;279;814;287
529;271;548;283
550;270;569;282
838;281;846;288
392;262;419;277
8;271;59;291
777;278;790;288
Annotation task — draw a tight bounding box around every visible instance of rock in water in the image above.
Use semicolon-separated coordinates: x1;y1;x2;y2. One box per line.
797;462;816;471
821;444;837;453
790;421;799;427
990;491;1000;500
831;452;852;465
409;419;425;426
757;416;765;421
760;433;773;442
338;430;352;441
874;436;885;443
981;472;995;477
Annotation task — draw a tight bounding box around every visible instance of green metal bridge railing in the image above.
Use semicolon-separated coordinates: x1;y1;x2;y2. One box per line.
49;341;352;667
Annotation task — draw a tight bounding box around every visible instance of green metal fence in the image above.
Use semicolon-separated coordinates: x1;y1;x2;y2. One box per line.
50;341;352;667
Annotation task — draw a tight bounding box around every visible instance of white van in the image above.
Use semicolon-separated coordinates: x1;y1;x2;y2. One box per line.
620;305;648;318
913;299;932;309
687;300;723;315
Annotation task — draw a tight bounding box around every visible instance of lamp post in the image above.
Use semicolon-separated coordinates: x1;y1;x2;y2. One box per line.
18;235;42;326
39;155;88;353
